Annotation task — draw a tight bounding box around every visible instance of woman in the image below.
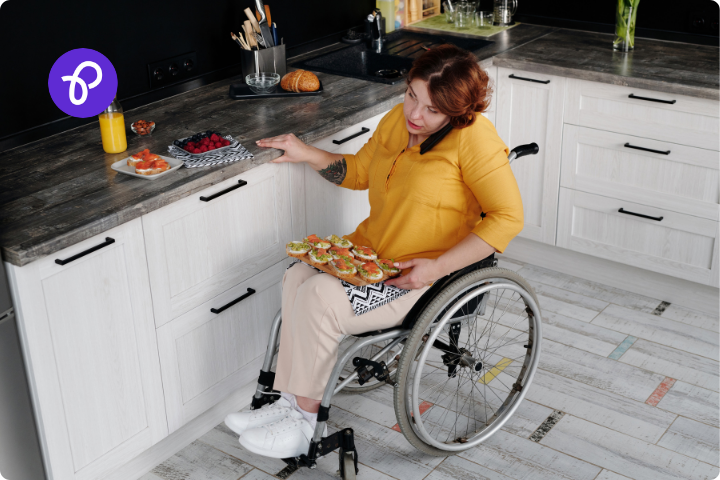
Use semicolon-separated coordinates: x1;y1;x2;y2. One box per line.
225;44;524;459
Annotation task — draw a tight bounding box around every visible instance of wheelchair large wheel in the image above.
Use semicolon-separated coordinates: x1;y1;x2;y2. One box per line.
393;267;542;456
337;336;401;393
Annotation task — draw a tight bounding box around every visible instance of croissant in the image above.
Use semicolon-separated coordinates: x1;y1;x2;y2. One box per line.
281;70;320;93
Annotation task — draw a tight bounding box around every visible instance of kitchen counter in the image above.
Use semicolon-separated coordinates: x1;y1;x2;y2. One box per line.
491;29;720;100
0;24;717;267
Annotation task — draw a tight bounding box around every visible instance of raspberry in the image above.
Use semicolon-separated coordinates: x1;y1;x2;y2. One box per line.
194;148;202;153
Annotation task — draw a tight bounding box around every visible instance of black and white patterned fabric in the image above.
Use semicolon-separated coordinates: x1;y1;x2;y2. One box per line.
287;260;410;316
167;137;254;168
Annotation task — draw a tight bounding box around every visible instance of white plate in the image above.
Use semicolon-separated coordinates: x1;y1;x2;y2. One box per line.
111;155;183;180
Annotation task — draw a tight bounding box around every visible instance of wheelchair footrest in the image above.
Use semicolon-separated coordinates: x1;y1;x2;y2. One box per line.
281;428;359;474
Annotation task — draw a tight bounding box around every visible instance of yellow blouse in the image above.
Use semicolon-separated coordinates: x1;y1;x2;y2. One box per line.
340;103;523;263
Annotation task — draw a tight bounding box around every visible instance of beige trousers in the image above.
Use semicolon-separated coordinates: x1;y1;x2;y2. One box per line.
273;263;430;400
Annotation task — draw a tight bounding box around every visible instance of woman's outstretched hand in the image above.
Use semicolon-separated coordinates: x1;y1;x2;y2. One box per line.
257;133;316;164
383;258;443;290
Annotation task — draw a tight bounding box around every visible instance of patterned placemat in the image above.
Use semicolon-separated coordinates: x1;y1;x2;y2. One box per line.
167;140;254;168
287;260;410;316
410;15;518;37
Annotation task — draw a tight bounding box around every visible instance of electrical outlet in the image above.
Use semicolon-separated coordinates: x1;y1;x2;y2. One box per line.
148;52;197;89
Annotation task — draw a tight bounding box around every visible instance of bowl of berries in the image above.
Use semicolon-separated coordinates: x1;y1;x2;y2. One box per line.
173;131;238;157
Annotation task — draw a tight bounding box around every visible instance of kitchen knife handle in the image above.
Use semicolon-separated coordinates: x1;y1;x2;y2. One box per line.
255;0;267;23
55;237;115;265
211;288;256;314
618;208;663;222
200;180;247;202
333;127;370;145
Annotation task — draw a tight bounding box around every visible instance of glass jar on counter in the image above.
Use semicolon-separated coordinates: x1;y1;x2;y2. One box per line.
98;97;127;154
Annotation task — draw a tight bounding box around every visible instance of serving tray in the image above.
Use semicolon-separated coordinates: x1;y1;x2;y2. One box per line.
290;253;386;287
229;80;324;99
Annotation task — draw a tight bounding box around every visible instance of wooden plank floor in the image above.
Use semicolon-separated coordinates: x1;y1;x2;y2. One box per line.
142;257;719;480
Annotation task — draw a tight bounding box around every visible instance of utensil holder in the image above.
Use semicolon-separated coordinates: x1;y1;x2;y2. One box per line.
240;44;286;81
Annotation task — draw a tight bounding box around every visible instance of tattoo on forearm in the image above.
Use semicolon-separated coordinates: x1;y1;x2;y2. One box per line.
318;158;347;185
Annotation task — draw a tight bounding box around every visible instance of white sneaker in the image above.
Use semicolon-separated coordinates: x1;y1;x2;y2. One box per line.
224;396;293;436
239;409;327;459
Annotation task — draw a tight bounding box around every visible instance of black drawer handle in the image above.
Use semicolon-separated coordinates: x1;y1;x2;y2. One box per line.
332;127;370;145
509;74;550;84
618;208;663;222
55;237;115;265
628;94;676;105
624;143;671;155
211;288;256;314
200;180;247;202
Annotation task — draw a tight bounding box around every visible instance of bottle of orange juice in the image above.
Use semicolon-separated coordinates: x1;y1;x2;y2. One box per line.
98;97;127;154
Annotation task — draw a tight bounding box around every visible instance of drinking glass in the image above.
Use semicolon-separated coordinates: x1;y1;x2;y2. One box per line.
474;11;493;27
454;4;472;28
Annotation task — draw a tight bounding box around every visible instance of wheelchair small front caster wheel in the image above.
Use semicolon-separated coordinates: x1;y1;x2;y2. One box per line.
339;450;357;480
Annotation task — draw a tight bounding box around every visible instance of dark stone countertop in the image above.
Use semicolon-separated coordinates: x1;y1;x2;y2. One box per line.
0;24;718;267
491;29;720;100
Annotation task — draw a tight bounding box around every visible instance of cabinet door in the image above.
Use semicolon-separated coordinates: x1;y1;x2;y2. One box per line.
6;219;167;480
495;67;566;245
156;260;286;432
143;162;292;327
305;111;389;238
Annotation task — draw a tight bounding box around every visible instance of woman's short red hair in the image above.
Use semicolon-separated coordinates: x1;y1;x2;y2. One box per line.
407;44;491;129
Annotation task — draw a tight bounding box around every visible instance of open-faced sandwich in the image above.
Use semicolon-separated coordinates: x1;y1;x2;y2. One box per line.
328;246;354;260
286;241;311;258
308;248;333;266
304;234;331;250
128;148;160;167
325;234;353;249
134;160;155;175
352;245;377;261
358;262;383;282
331;257;357;280
375;259;401;278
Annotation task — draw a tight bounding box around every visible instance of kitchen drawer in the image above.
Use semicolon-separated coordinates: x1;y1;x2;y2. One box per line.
156;260;286;433
557;188;719;286
143;162;292;327
310;109;389;154
561;125;719;221
565;79;720;151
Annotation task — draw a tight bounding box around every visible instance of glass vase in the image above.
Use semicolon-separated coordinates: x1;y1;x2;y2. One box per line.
613;0;640;51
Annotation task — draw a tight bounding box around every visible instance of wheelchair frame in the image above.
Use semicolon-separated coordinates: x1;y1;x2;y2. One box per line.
246;143;541;476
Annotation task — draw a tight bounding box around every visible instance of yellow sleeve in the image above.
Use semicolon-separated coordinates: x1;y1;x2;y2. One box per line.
339;107;396;191
459;119;524;253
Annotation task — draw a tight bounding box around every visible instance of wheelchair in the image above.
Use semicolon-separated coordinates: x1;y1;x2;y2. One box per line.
249;144;543;479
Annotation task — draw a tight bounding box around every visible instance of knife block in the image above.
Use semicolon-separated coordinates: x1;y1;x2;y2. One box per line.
239;44;286;81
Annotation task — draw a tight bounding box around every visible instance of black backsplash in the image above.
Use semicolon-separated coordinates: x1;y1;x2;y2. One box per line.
510;0;719;41
0;0;373;151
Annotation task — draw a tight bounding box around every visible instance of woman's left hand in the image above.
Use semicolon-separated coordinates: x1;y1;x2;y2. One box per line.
383;258;443;290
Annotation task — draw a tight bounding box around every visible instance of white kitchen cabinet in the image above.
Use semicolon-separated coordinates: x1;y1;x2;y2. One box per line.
565;78;720;151
561;125;719;221
556;188;719;286
495;67;566;245
305;110;388;239
156;260;286;433
6;219;167;480
143;162;292;327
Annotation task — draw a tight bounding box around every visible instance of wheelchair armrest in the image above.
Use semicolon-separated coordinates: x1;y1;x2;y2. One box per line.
400;253;495;330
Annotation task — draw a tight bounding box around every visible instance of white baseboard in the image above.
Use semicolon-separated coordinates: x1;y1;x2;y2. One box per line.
502;237;719;316
107;380;257;480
